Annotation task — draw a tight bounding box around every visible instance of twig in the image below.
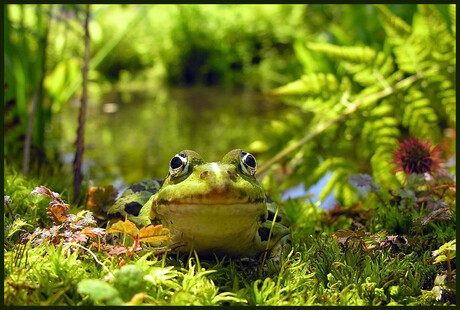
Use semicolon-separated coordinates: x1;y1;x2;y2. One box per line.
70;243;114;279
4;196;16;219
22;11;50;175
73;4;90;202
22;88;40;176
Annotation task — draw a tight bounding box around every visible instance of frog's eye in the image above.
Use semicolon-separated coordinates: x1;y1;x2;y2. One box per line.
169;152;189;177
240;151;257;176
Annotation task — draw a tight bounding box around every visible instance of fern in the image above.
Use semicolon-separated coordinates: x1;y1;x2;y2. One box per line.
267;72;340;98
374;4;411;44
309;157;357;206
256;4;455;207
449;4;456;36
401;87;442;141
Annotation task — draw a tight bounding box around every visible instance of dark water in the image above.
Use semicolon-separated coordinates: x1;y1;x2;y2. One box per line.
50;85;289;189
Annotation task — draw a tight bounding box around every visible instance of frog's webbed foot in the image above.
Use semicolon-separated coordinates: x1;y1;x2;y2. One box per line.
267;234;292;265
259;221;291;265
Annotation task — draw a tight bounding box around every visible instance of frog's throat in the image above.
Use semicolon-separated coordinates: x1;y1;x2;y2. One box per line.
154;202;267;257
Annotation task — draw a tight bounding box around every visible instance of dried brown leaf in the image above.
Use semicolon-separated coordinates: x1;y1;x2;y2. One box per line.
31;185;66;205
416;208;451;226
47;204;70;225
332;229;355;246
138;225;170;243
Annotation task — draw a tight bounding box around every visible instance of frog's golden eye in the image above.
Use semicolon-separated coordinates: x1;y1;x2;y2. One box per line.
169;152;189;177
240;151;257;176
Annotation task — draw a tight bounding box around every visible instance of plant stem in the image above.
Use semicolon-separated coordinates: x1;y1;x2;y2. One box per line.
70;243;114;279
22;5;50;176
22;89;40;176
73;4;90;203
446;251;452;281
4;196;15;219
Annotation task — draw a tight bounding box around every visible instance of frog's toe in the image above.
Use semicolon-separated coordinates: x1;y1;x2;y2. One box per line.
269;234;292;264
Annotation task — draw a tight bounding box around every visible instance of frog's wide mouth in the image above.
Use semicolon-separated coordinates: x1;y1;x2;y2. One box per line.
156;197;265;206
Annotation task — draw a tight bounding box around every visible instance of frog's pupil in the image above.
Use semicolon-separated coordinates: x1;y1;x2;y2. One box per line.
245;154;256;168
170;156;184;169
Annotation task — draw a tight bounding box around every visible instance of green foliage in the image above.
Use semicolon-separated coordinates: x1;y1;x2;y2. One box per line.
3;175;456;305
78;279;123;305
3;4;456;307
3;166;69;241
256;4;455;205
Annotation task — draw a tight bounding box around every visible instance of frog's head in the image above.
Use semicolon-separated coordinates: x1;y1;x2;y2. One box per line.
151;149;269;256
152;149;265;208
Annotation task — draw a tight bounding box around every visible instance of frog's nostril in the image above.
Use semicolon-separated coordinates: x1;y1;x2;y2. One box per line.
200;171;209;179
227;170;235;179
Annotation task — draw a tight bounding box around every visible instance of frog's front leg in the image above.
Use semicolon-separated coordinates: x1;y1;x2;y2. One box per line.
268;234;292;265
259;221;291;264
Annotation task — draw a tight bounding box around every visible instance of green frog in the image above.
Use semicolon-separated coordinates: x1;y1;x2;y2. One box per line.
107;149;290;260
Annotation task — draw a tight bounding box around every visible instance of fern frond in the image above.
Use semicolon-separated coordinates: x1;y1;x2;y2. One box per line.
371;145;400;188
393;35;431;74
307;42;377;64
438;79;456;127
415;4;454;61
449;4;456;36
360;100;400;187
267;72;339;97
334;179;359;207
308;157;352;189
343;52;395;87
402;87;442;142
308;41;397;89
318;165;356;206
262;4;454;202
375;4;411;44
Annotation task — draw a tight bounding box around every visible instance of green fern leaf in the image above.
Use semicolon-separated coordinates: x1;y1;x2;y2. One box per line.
393;35;430;74
307;42;377;64
416;4;454;57
402;87;442;141
375;4;411;45
334;181;359;207
267;72;340;97
449;4;456;36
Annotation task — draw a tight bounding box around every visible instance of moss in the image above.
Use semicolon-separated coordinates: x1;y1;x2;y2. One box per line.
3;166;456;305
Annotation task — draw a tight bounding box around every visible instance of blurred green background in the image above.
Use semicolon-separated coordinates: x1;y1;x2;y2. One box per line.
4;4;455;202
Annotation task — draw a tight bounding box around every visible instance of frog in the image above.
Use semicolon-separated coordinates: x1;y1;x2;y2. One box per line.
107;149;290;260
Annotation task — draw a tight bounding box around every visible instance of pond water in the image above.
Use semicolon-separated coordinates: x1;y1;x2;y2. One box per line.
51;85;290;189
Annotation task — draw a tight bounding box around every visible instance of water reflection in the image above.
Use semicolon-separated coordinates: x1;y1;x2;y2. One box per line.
52;86;288;188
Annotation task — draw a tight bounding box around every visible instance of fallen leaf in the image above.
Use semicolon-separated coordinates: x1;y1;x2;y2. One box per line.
47;204;70;225
138;225;170;243
416;208;451;227
379;235;408;252
107;219;138;239
332;229;355;246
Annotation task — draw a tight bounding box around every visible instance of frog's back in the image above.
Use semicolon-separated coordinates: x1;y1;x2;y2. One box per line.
107;178;163;226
